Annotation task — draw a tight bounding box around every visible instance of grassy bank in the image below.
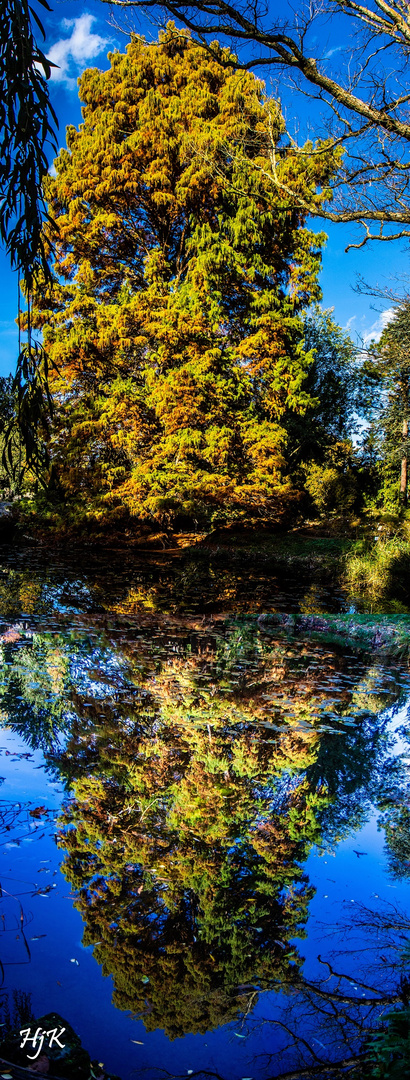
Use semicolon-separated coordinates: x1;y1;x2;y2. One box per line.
7;500;410;613
344;535;410;605
255;612;410;655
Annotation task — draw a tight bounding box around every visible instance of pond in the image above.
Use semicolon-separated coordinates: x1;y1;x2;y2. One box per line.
0;543;409;1079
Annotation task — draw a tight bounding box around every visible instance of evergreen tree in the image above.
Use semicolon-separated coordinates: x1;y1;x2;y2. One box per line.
286;308;361;514
369;304;410;510
30;26;338;529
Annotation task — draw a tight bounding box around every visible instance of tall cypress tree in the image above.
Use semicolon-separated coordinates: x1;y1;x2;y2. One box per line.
30;26;338;529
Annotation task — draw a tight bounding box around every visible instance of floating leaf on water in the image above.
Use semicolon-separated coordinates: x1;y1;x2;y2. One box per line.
70;958;80;964
234;1033;245;1038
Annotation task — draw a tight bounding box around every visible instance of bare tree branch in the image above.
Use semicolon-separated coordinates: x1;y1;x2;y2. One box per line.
99;0;410;243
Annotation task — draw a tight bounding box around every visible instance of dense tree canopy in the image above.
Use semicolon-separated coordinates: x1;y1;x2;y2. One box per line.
28;26;340;529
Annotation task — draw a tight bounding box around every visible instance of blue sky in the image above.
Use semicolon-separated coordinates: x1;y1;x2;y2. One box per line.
1;0;409;376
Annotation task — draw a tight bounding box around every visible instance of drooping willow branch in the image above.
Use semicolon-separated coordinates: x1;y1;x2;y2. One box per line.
0;0;58;486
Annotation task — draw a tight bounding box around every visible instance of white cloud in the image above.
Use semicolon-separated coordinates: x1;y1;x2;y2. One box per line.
48;14;111;89
362;307;395;346
0;321;18;336
324;46;345;59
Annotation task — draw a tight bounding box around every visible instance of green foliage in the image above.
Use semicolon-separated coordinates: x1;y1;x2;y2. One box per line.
364;302;410;512
301;307;359;448
8;341;55;487
302;441;359;513
345;536;410;603
0;369;52;492
0;374;23;491
29;27;340;529
282;306;365;513
369;940;410;1080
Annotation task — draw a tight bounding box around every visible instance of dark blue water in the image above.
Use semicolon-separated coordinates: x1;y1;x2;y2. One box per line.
0;547;409;1079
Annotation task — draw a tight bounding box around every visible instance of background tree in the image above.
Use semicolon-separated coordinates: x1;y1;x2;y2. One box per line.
285;307;364;514
30;26;337;529
102;0;410;248
365;303;410;510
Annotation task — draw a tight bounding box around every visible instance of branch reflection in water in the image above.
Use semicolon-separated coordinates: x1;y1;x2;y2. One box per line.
0;586;409;1075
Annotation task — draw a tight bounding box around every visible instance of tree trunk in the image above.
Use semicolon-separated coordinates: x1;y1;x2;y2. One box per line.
400;416;408;505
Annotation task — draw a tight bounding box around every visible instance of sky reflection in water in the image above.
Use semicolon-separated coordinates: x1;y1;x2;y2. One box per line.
0;550;409;1078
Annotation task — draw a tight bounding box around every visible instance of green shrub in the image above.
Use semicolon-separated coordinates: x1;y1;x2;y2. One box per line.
302;462;358;513
345;537;410;601
368;1003;410;1078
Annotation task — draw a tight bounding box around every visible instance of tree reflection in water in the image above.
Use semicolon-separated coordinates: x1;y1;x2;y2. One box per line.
0;617;409;1073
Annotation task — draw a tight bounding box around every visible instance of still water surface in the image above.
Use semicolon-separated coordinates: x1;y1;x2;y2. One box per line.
0;546;409;1079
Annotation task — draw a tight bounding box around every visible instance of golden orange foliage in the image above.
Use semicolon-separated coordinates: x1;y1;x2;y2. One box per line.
32;26;338;527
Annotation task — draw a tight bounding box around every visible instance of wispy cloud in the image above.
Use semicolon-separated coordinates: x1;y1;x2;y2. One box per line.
48;14;111;89
362;308;395;346
0;321;18;337
324;45;345;59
